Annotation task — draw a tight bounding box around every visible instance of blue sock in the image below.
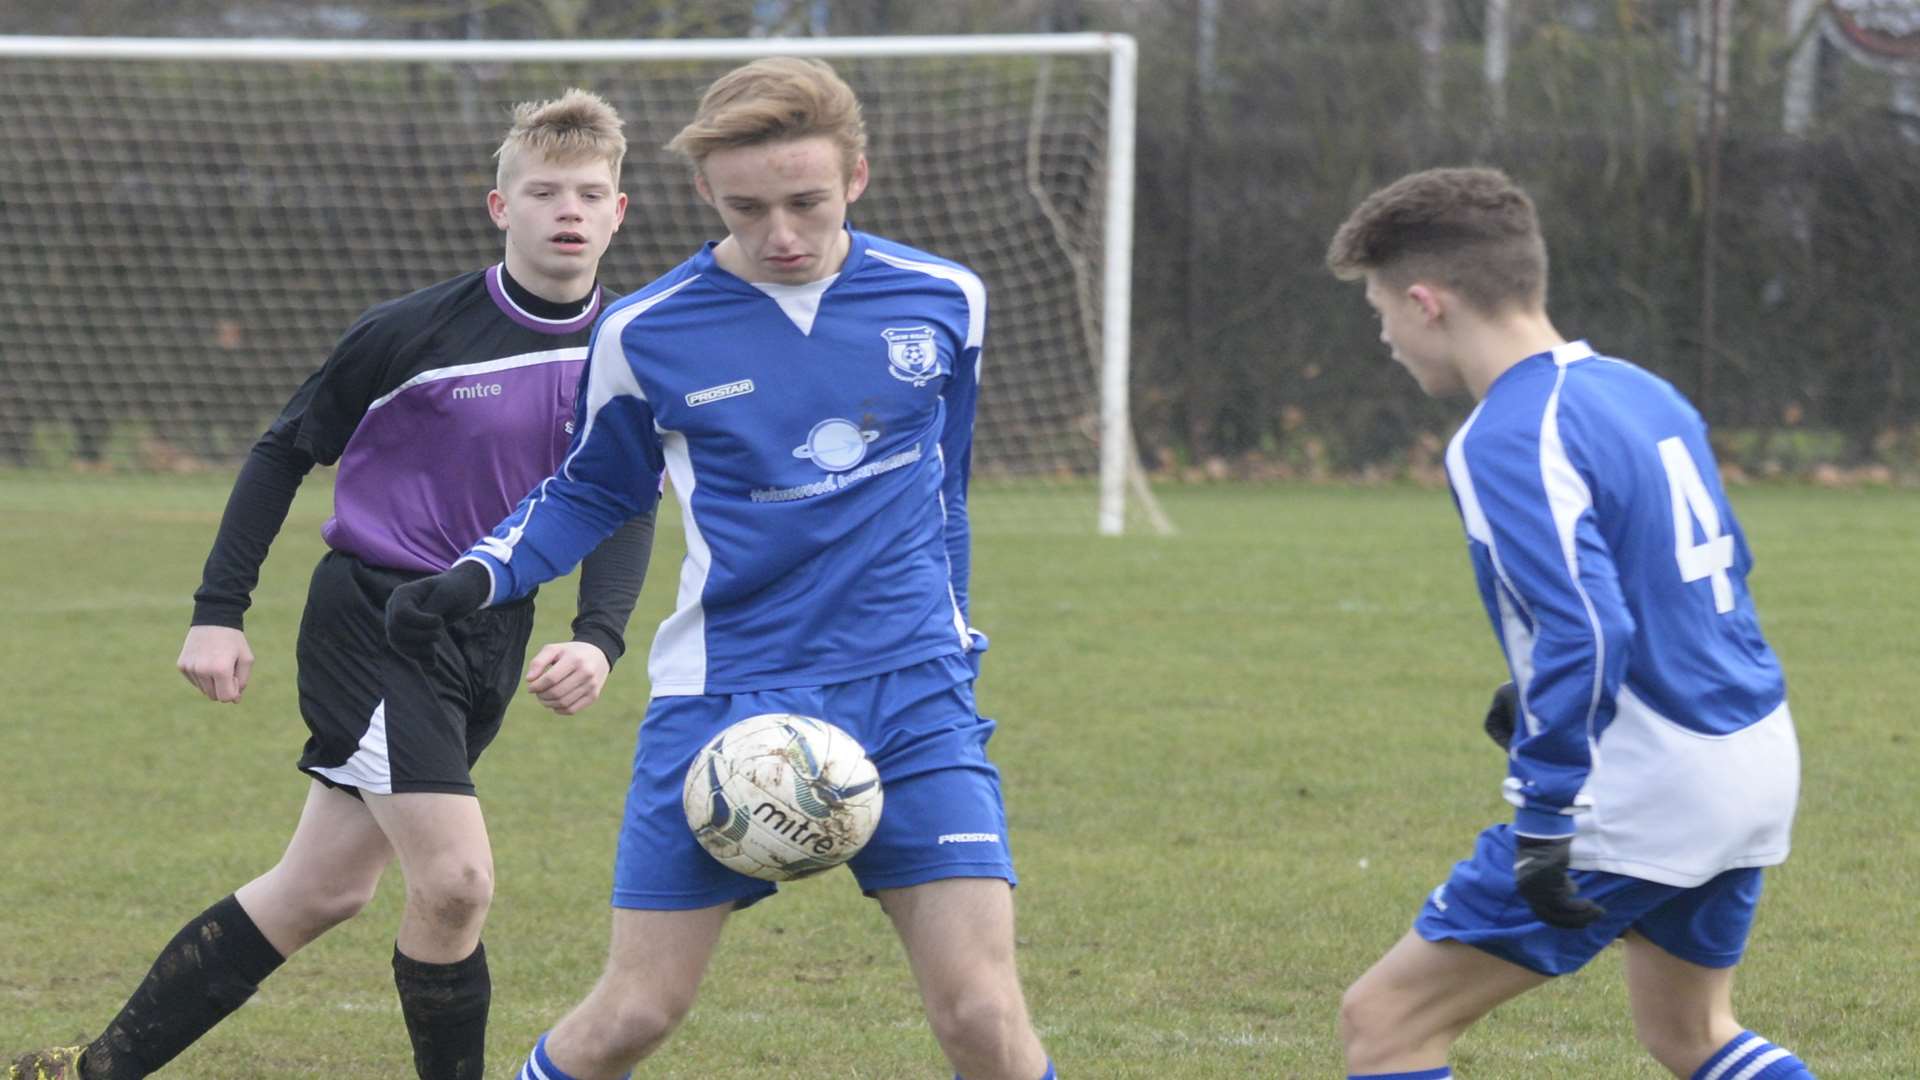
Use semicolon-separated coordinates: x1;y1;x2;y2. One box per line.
519;1034;576;1080
520;1033;633;1080
956;1061;1055;1080
1692;1031;1815;1080
1347;1070;1451;1079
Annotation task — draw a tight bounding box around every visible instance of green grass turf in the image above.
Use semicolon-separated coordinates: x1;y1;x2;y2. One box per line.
0;473;1911;1077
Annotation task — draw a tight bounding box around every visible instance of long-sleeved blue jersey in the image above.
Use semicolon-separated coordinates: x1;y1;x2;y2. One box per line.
1445;340;1798;887
460;229;982;697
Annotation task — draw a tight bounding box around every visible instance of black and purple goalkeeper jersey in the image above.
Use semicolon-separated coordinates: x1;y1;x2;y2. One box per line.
276;263;603;574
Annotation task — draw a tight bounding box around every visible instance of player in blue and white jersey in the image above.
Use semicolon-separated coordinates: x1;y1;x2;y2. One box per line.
8;91;653;1080
385;58;1055;1080
1324;168;1814;1080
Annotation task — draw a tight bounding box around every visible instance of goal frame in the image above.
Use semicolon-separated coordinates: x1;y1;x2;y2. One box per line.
4;31;1158;535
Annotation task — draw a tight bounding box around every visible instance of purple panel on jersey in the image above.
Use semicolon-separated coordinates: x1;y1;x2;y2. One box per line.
323;350;583;573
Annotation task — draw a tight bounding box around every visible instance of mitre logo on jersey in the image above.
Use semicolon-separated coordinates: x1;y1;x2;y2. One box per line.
451;382;504;400
881;326;939;386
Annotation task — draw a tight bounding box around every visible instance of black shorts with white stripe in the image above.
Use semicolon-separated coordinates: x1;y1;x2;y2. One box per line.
294;550;535;797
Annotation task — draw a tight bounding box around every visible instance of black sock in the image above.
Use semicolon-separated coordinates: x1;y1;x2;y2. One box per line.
83;894;286;1080
392;941;491;1080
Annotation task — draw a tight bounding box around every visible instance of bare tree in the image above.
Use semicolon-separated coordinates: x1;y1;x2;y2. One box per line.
1484;0;1511;127
1420;0;1446;116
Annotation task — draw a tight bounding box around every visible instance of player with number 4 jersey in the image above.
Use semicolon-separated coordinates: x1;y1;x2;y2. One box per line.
1325;168;1811;1080
1448;338;1796;886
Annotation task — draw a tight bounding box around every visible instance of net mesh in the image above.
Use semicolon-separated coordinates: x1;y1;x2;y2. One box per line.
0;47;1118;494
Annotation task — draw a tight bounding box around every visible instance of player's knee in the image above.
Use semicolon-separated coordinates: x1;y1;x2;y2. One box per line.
406;856;494;932
924;984;1028;1060
1632;1014;1726;1077
300;876;380;929
264;865;379;934
579;989;696;1061
1339;980;1409;1062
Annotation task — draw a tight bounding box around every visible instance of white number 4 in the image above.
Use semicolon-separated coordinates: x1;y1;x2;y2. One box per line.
1657;436;1734;614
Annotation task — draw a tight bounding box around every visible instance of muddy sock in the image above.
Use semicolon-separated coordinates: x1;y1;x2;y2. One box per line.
393;941;491;1080
83;894;285;1079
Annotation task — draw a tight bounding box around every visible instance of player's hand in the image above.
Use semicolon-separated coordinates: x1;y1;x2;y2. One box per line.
1484;681;1518;750
1512;835;1607;929
385;561;491;666
178;624;255;703
525;641;612;716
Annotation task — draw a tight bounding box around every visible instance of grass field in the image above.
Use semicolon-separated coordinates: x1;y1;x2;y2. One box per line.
1;473;1913;1078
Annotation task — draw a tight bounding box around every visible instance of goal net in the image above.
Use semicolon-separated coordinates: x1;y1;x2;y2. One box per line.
0;34;1166;534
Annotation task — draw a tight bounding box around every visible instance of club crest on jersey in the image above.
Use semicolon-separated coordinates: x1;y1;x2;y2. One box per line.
792;418;880;472
881;326;939;387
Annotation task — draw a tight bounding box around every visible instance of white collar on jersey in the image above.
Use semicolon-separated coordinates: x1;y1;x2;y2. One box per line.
749;274;840;336
1549;339;1597;365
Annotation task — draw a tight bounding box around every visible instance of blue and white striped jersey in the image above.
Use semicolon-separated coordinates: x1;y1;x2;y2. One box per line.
1446;340;1798;886
460;229;983;697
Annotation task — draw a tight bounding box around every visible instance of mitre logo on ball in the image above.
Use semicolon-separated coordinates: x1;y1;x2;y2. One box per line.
682;713;884;881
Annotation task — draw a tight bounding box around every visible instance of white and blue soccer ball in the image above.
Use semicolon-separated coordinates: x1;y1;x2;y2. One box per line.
682;713;884;881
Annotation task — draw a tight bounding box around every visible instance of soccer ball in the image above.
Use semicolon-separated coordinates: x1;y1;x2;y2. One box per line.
682;713;884;881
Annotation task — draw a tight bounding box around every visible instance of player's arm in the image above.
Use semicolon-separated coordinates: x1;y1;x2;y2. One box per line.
1464;424;1633;927
938;280;988;667
523;510;658;716
940;338;981;619
388;321;664;663
1464;423;1633;832
181;315;391;702
180;427;316;702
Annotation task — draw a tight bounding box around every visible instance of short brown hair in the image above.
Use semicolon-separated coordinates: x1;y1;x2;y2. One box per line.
665;57;868;180
1325;167;1548;315
495;87;627;190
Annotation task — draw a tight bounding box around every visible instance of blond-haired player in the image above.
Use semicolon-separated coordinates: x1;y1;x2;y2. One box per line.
388;58;1057;1080
10;89;653;1080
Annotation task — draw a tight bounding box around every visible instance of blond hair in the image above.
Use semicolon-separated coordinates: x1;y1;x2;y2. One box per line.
665;57;867;179
494;87;626;190
1326;167;1549;315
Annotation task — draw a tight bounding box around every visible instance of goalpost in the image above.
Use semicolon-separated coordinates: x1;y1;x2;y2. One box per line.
0;33;1169;535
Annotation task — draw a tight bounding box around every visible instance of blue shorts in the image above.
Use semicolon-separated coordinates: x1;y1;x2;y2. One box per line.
611;653;1017;910
1414;825;1764;976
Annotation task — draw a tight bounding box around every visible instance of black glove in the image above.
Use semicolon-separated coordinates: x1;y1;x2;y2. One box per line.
1484;681;1519;750
1512;835;1607;929
385;561;491;666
